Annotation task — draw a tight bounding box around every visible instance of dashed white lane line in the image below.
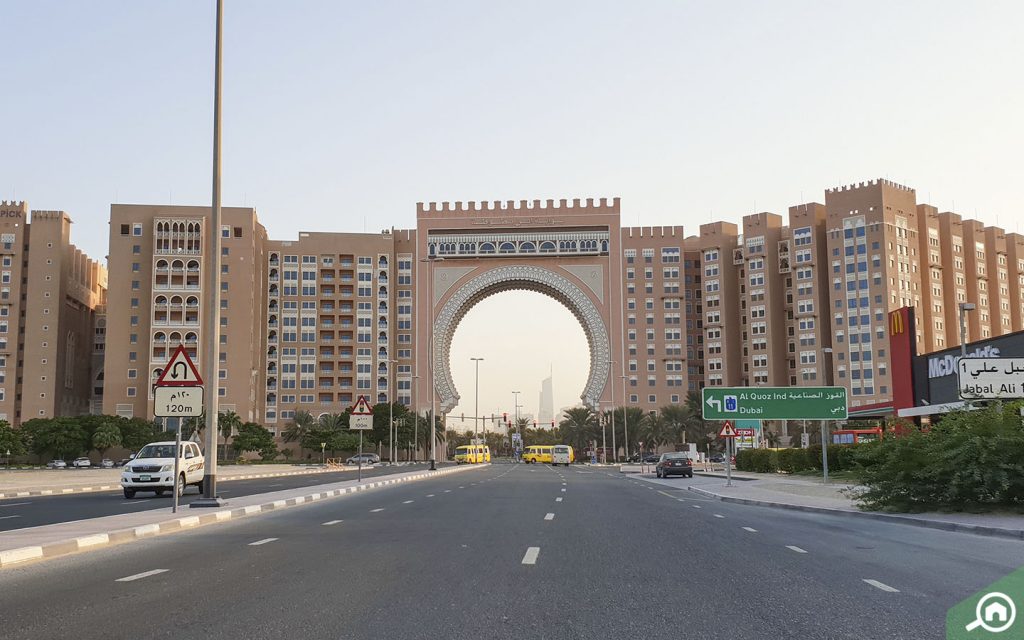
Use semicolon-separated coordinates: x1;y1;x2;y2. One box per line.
0;515;21;520
786;546;808;554
371;508;385;513
403;500;414;504
322;520;343;526
863;579;900;593
444;490;451;493
713;514;725;519
692;505;702;509
459;486;465;489
426;494;435;497
562;482;566;485
560;488;566;492
116;569;168;582
742;527;758;533
249;538;279;546
544;513;555;521
521;547;541;565
555;497;563;502
268;484;284;487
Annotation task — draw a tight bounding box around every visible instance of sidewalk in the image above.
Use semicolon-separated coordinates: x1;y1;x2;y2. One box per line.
0;463;483;568
0;464;362;499
682;471;1024;540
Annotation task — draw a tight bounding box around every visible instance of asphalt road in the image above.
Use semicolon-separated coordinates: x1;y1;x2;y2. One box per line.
0;463;438;532
1;464;1022;639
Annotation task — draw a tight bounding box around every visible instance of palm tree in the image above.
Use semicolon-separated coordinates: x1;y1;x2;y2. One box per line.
218;410;242;461
282;410;315;446
640;412;672;452
183;412;206;442
558;407;596;452
317;413;348;431
659;404;690;444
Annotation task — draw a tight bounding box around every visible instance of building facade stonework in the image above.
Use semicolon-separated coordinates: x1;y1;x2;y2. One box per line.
91;180;1024;439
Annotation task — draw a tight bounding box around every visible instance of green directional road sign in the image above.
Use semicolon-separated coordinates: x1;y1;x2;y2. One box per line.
701;387;848;420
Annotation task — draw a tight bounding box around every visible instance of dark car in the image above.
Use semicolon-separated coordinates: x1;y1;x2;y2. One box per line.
709;453;726;464
642;453;660;464
656;452;693;478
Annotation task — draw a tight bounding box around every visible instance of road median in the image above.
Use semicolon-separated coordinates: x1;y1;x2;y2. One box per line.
0;463;485;569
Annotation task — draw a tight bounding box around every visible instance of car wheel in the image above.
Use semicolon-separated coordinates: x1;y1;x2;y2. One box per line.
687;472;693;478
176;474;186;498
155;489;165;496
123;488;135;499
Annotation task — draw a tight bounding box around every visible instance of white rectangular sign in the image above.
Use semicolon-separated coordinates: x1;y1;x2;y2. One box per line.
349;415;373;430
153;386;204;417
958;357;1024;400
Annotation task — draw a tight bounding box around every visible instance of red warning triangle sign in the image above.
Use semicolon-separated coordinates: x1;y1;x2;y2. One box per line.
351;395;374;416
718;420;738;438
155;344;204;387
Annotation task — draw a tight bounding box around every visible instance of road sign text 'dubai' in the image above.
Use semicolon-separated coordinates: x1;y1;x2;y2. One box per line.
154;345;203;387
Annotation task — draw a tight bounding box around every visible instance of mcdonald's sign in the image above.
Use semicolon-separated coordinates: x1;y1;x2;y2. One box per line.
890;310;906;335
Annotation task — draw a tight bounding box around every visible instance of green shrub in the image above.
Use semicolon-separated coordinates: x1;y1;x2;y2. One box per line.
852;403;1024;512
776;447;812;473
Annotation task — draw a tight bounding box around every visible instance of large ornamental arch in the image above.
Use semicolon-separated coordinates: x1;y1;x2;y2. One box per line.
432;265;610;413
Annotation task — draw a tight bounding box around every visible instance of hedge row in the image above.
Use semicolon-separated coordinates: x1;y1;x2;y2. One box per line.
734;445;860;474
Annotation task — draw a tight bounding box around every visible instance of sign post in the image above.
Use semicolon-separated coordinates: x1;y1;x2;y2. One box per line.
957;357;1024;400
153;345;204;513
718;420;738;487
349;395;374;482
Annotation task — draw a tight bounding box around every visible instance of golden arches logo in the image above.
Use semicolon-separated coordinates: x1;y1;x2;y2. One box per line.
890;311;905;335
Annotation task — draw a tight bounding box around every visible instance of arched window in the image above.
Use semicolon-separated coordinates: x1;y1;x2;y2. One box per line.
499;242;516;254
540;241;557;253
154;296;168;305
153;332;167;342
520;242;536;253
479;242;496;254
155;259;169;270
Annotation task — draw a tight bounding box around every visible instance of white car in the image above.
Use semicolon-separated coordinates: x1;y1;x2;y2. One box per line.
72;457;92;468
46;459;67;469
120;441;205;498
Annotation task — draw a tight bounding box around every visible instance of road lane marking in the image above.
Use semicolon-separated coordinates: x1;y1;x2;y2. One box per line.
403;500;414;504
555;497;563;502
0;502;31;508
426;494;435;497
322;520;343;526
521;547;540;565
249;538;279;546
692;505;702;509
459;486;465;489
560;488;566;492
544;513;555;521
371;508;385;512
0;515;21;520
742;527;758;533
713;514;725;518
657;490;676;499
562;482;566;485
786;546;808;554
864;579;900;593
268;484;284;487
116;569;168;582
444;490;451;493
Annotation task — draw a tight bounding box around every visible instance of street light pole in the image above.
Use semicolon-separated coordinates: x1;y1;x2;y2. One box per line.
420;255;444;470
606;359;616;462
821;347;834;484
471;357;484;446
411;374;420;462
388;358;398;464
194;0;225;508
621;374;629;462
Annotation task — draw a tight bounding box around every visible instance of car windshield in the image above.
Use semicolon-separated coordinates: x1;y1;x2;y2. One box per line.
663;453;687;460
135;444;177;459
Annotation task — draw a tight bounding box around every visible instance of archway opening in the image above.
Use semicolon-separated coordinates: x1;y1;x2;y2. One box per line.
447;289;591;432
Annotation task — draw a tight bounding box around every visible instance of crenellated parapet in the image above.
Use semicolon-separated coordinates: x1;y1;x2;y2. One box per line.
417;197;620;216
826;178;915;194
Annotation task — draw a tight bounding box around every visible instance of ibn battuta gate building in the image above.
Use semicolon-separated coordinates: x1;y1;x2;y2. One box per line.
410;198;696;417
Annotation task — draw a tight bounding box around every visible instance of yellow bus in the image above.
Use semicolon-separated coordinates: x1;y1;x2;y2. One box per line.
522;445;553;464
454;445;490;464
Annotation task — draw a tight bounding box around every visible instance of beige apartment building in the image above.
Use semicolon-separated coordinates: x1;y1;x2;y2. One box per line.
98;179;1024;436
0;201;107;426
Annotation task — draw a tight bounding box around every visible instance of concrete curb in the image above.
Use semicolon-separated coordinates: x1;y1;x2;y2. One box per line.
687;486;1024;541
692;472;757;482
0;464;482;569
0;466;364;500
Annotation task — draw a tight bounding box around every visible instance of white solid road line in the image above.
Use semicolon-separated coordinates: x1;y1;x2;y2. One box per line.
742;527;758;533
0;501;31;507
864;579;901;593
322;520;343;526
555;497;563;502
544;513;555;520
249;538;279;546
116;569;169;582
371;508;385;512
786;546;808;554
521;547;541;565
0;514;21;520
403;500;414;504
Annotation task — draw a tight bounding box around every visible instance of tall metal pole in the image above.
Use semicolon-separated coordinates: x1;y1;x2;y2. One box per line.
412;374;420;462
607;360;616;462
471;358;484;448
194;0;224;507
422;256;443;470
621;374;629;461
388;359;396;464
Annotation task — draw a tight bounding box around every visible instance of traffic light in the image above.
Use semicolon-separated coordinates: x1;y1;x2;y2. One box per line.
533;421;537;428
551;420;555;428
503;412;507;422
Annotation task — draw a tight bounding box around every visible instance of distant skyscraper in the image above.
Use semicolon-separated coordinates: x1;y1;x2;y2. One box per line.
538;368;554;426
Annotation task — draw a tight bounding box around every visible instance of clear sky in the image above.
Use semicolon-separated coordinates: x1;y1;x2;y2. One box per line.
3;1;1022;423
